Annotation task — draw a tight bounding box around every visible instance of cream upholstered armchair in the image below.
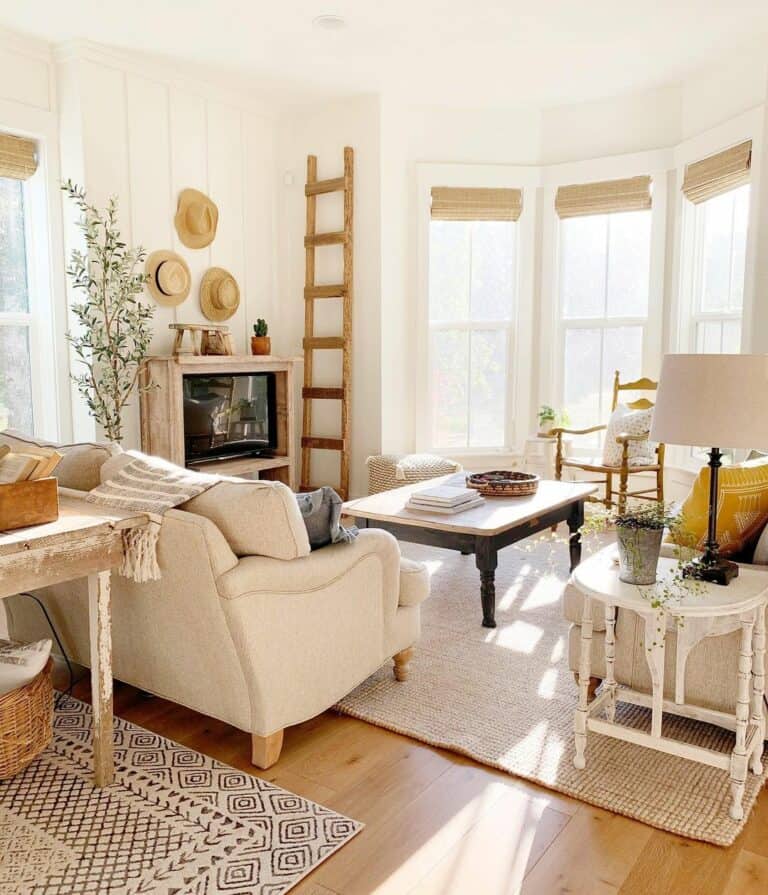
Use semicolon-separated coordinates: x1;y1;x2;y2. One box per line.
552;371;665;513
2;433;429;768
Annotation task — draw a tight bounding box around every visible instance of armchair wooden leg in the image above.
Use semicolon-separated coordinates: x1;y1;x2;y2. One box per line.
393;647;414;682
251;730;284;769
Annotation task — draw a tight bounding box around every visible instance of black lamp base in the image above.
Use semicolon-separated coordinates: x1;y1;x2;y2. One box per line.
682;556;739;586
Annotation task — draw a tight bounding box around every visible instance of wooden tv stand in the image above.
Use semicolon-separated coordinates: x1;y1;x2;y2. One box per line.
139;355;300;488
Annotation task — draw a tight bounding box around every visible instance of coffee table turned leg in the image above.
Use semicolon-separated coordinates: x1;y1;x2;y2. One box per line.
730;614;755;821
750;606;766;775
567;501;585;572
475;539;498;628
574;594;593;769
604;604;617;723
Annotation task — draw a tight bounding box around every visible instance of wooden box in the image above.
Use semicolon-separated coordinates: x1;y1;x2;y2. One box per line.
0;477;59;532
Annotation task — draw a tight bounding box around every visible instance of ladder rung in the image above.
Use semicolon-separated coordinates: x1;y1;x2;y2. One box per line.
305;231;348;247
303;337;347;350
302;387;345;400
305;176;346;196
304;284;346;299
302;436;346;451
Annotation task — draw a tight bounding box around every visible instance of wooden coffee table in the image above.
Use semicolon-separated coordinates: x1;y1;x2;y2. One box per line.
344;475;597;627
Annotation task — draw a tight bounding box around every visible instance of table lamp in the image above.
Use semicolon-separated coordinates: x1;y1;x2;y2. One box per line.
650;354;768;585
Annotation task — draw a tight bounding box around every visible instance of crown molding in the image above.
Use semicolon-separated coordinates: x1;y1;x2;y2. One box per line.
0;25;53;63
53;39;276;119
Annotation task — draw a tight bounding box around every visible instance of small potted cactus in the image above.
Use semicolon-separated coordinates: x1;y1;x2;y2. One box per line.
251;319;271;356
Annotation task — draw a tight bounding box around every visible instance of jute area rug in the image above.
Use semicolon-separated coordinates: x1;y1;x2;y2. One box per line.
338;534;767;847
0;696;361;894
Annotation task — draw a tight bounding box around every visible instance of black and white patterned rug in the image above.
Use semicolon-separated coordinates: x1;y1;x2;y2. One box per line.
0;695;362;894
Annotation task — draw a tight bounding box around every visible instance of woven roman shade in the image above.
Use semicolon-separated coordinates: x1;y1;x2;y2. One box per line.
430;187;523;222
0;133;38;180
682;140;752;204
555;176;652;219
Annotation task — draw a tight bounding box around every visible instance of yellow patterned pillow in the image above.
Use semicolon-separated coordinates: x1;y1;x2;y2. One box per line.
670;458;768;557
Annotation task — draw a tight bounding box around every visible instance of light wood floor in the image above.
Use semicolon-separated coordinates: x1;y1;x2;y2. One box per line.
66;675;767;895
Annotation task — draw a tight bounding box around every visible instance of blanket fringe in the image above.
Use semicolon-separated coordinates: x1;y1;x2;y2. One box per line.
119;520;161;582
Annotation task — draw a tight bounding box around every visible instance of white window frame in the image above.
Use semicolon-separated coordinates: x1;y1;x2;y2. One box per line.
539;152;669;457
669;110;762;471
0;105;69;441
415;163;539;458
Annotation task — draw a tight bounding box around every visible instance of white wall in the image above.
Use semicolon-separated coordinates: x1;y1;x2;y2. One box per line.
276;95;381;498
56;42;279;448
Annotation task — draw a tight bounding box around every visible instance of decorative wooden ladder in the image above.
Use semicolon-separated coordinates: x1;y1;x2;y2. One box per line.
300;147;354;500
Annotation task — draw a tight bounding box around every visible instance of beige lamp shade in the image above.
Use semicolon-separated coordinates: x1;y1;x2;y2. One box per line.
200;267;240;322
650;354;768;449
145;250;191;306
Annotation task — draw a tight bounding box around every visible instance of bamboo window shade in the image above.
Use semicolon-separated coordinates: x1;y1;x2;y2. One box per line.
555;176;652;219
0;133;38;180
682;140;752;204
430;187;523;222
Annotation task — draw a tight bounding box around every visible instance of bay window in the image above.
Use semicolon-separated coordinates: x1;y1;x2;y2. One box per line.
427;187;521;451
554;176;655;449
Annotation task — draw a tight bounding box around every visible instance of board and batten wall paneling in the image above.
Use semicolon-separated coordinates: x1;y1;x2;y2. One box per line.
168;88;211;335
57;47;280;450
207;102;246;353
125;74;175;356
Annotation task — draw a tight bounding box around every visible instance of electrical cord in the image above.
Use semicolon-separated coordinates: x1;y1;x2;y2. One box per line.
15;592;85;707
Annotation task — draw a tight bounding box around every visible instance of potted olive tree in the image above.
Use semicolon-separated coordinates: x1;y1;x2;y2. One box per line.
63;181;154;444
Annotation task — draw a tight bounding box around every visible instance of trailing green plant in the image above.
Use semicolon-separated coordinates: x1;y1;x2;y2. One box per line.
253;318;268;337
63;181;154;443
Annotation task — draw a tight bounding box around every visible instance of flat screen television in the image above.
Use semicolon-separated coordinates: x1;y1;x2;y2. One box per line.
182;372;277;465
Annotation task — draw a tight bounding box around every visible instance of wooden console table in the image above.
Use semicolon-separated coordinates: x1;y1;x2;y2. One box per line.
0;492;148;787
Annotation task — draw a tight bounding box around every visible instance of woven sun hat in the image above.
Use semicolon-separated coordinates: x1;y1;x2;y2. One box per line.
174;188;218;249
200;267;240;322
145;250;191;306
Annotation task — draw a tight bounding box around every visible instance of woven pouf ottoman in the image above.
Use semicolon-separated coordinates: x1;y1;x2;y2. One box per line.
366;453;462;495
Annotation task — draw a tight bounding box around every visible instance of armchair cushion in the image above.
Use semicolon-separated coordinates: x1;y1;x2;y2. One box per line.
183;481;311;560
398;557;429;607
601;405;655;467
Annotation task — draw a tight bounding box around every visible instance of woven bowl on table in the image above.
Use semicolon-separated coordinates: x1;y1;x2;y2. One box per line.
466;470;540;497
0;658;54;780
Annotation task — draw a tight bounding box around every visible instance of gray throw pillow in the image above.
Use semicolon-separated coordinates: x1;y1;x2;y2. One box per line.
295;486;358;550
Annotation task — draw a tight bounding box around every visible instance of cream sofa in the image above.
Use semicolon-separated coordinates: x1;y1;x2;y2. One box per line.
563;542;768;716
2;433;429;767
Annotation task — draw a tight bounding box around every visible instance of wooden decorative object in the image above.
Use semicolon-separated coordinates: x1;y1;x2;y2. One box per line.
300;147;354;500
139;355;300;488
466;471;540;498
169;323;234;357
0;658;53;780
0;477;59;532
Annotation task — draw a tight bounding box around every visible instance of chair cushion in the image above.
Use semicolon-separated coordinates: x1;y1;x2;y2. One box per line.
398;557;429;607
669;457;768;558
562;582;607;631
601;405;655;467
0;429;120;491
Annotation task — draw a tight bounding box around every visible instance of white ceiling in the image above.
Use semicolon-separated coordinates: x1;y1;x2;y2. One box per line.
2;0;768;107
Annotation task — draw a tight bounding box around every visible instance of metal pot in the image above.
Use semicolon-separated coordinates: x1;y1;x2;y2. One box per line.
616;526;664;585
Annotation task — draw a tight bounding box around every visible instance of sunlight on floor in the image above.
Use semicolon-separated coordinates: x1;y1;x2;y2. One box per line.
520;573;566;612
550;637;565;663
537;667;559;699
486;620;544;653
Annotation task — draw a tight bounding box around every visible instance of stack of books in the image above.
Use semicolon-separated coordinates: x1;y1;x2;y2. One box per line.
0;443;63;485
406;484;485;515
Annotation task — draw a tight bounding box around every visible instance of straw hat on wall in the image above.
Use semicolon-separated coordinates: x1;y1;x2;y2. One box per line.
200;267;240;321
175;188;218;249
145;250;191;306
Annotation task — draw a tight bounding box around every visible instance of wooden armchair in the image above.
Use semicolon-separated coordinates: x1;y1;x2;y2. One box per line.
552;371;665;513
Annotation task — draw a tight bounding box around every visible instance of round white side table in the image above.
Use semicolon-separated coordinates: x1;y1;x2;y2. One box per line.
570;545;767;821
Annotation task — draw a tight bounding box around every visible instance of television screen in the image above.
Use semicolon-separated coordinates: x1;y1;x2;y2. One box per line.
182;372;277;464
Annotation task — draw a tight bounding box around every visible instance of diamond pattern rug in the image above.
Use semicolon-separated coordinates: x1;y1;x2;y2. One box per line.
0;696;361;894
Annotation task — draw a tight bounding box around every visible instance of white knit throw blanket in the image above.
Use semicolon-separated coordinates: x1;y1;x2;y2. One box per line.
86;456;219;583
